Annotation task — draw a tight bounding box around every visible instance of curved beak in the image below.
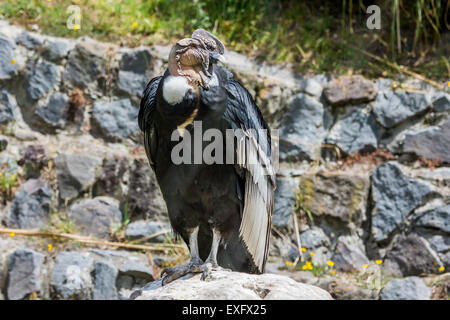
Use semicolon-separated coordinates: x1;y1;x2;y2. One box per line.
209;52;227;64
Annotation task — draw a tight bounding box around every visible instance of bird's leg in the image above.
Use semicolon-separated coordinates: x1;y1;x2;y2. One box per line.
160;226;204;285
198;228;230;281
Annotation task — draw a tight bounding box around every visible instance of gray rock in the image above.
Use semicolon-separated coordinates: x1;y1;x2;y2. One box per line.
300;78;322;97
16;31;43;49
380;277;431;300
272;176;298;228
116;70;147;97
403;118;450;163
300;227;331;249
19;144;49;179
332;235;369;272
299;171;370;229
326;106;379;154
119;46;152;74
279;93;330;161
371;162;433;242
372;90;432;128
384;233;441;276
91;99;139;140
42;38;72;61
127;159;166;219
125;220;171;243
35;92;68;129
51;252;94;299
425;234;450;253
25;59;58;101
0;135;7;152
6;249;44;300
323;75;376;106
134;270;332;300
63;39;108;89
415;205;450;233
55;153;102;200
0;89;18;124
69;197;122;239
93;156;129;200
432;92;450;113
118;260;154;283
93;261;118;300
7;179;52;229
0;36;17;80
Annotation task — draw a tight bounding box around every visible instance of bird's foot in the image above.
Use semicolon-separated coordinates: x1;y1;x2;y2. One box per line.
198;260;231;281
161;259;204;286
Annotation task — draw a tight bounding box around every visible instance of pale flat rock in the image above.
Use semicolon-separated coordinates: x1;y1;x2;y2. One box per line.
132;270;332;300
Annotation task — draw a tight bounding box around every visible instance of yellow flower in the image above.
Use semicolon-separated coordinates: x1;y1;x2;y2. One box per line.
11;59;16;64
131;22;138;29
448;81;450;87
331;270;336;275
0;172;2;177
48;244;53;252
302;265;308;270
301;247;307;252
73;24;80;31
362;264;368;269
310;252;315;256
327;260;334;267
9;232;15;237
439;266;445;272
375;260;382;265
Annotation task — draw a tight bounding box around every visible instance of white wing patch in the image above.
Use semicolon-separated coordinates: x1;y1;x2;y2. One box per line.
235;128;275;273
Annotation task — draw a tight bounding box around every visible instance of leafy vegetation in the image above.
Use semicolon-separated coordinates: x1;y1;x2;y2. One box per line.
0;0;448;80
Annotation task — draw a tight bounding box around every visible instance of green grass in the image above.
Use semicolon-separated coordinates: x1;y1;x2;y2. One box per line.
0;0;448;81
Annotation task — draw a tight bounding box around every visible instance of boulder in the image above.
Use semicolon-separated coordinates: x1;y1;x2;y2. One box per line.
299;170;370;230
331;235;369;272
272;175;298;228
25;59;59;101
68;197;123;239
19;144;49;179
415;204;450;233
300;227;331;249
35;92;68;130
403;118;450;163
16;31;43;50
42;37;73;62
116;70;147;98
93;261;118;300
325;106;379;155
300;78;323;97
432;92;450;113
55;153;102;200
372;90;431;128
6;249;45;300
131;270;332;300
0;89;19;124
384;233;441;277
279;93;331;161
125;220;172;243
127;159;166;220
371;162;433;242
62;39;109;89
50;252;94;299
93;156;129;200
7;178;52;229
323;75;376;106
380;277;431;300
91;99;139;140
0;35;17;80
119;46;152;74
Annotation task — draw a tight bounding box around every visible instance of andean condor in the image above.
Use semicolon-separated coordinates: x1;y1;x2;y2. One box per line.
138;29;276;284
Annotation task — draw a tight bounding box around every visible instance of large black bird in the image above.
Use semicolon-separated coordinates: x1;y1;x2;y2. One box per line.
138;29;275;284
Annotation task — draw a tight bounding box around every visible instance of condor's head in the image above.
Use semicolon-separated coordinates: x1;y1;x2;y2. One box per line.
162;29;225;107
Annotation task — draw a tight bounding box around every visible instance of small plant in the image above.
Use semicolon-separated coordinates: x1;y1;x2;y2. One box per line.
111;202;131;241
0;162;19;201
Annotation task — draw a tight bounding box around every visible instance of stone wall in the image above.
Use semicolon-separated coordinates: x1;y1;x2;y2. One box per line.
0;20;448;300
